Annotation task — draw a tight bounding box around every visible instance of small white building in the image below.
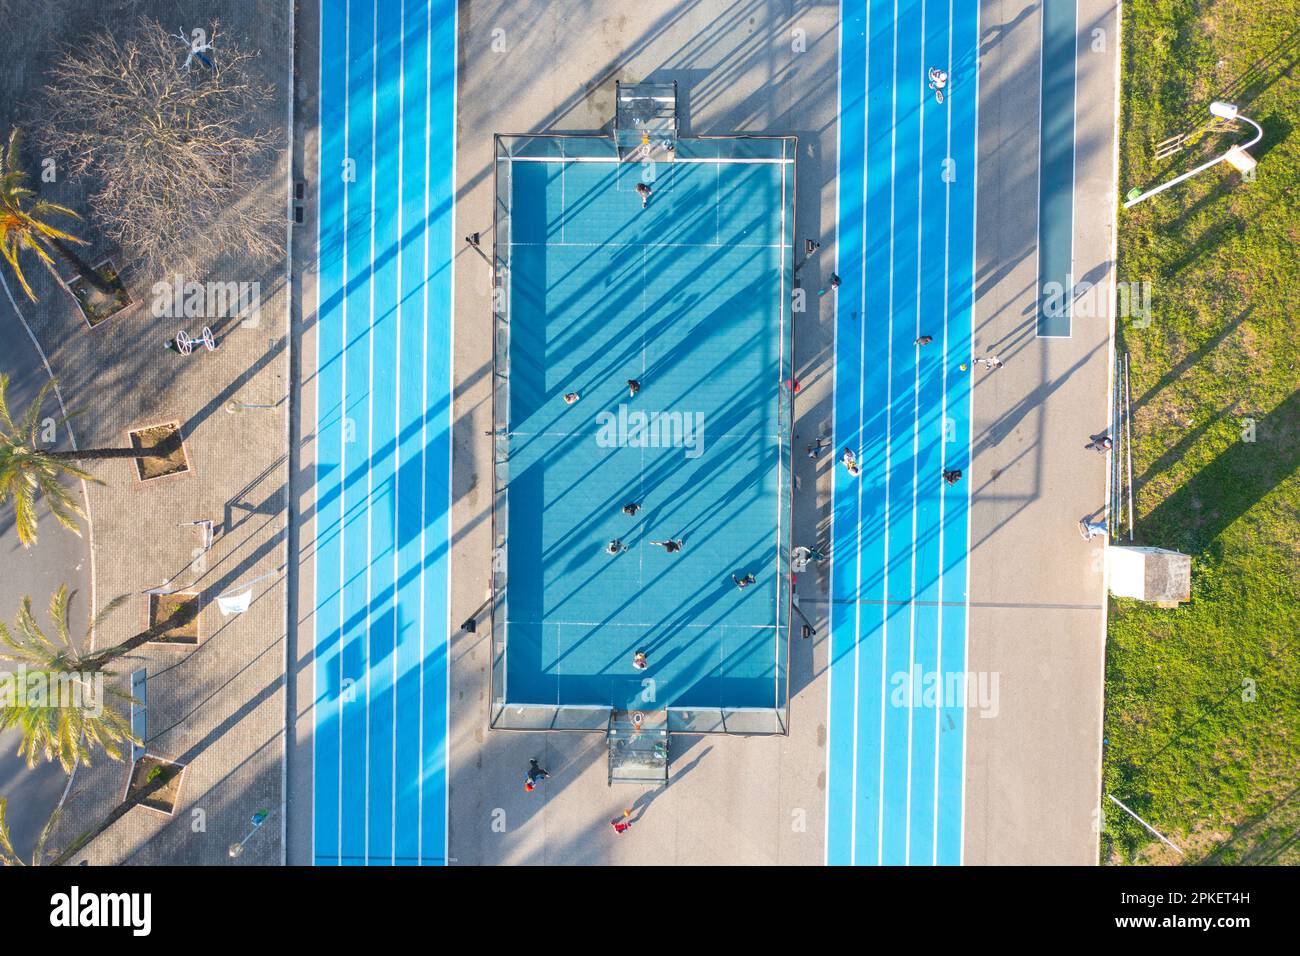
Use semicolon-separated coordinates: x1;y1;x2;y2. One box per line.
1108;546;1191;606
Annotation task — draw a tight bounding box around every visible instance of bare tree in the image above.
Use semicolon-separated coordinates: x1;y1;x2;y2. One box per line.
37;18;280;284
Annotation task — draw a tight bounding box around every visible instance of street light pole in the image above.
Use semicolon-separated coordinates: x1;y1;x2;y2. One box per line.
1123;102;1262;209
228;808;271;859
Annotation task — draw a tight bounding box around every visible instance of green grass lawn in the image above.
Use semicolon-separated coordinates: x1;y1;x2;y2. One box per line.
1106;1;1300;864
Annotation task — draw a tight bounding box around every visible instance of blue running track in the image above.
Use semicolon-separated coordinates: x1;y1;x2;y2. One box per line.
313;0;457;866
826;0;979;866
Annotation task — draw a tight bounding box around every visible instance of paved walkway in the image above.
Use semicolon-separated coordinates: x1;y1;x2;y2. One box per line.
962;0;1117;864
0;0;293;865
443;0;837;865
0;301;92;861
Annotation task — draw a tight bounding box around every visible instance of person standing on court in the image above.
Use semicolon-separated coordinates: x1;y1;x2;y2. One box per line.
732;572;756;589
627;379;641;397
649;539;683;553
915;335;933;346
563;391;580;405
942;468;962;486
636;182;652;208
606;539;627;555
632;651;649;670
622;503;641;516
610;809;633;834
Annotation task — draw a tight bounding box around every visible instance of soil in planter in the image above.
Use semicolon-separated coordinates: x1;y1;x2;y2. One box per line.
127;756;184;814
69;261;131;328
148;593;200;645
129;423;189;480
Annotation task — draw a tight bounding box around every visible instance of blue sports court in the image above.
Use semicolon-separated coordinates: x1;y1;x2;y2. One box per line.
491;135;794;729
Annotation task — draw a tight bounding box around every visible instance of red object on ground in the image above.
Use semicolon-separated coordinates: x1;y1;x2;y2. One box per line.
611;821;631;834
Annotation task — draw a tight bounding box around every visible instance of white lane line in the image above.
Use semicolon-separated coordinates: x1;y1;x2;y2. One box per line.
823;0;846;866
876;0;901;867
932;0;955;867
905;0;928;866
848;0;872;868
336;0;353;868
391;0;406;867
418;0;432;869
363;0;377;867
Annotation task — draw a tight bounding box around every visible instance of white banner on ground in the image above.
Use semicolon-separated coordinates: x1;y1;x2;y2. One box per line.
217;589;253;616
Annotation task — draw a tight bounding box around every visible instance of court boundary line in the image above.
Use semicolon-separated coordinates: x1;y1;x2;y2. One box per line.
498;142;791;717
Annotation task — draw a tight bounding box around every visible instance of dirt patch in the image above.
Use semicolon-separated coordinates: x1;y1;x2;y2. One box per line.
148;592;200;645
128;422;189;481
126;755;185;815
68;258;131;328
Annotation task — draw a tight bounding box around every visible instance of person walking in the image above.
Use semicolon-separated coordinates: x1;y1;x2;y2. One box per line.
841;448;861;477
649;539;683;553
627;379;641;397
818;273;842;297
793;545;826;566
732;572;756;589
524;759;550;792
622;503;641;516
942;468;962;486
635;182;652;208
1085;433;1113;452
806;437;832;459
1079;518;1108;540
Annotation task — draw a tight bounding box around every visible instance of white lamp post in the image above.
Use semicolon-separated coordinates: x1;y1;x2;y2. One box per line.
1123;101;1262;208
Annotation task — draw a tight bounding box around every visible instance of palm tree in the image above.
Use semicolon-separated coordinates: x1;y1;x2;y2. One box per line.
0;128;113;302
0;585;139;774
0;374;98;548
0;796;63;866
1;373;183;547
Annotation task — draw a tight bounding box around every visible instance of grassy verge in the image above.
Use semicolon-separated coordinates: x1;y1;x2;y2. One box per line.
1106;1;1300;864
